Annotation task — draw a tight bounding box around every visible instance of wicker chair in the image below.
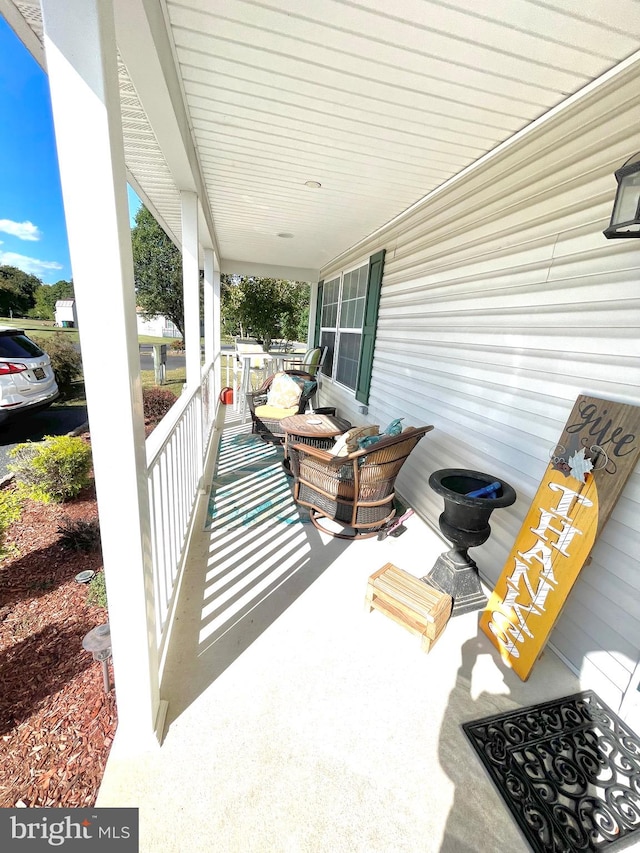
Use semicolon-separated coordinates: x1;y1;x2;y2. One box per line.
292;425;434;539
282;346;327;378
246;372;318;442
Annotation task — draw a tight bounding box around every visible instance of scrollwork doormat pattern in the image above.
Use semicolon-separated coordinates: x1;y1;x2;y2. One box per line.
462;691;640;852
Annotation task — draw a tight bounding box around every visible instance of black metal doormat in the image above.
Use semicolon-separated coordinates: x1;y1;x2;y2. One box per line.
462;690;640;852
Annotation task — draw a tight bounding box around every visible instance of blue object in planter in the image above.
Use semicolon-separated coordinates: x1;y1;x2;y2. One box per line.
465;481;501;499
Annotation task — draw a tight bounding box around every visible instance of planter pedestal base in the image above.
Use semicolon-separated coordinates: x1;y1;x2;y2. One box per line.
423;549;487;617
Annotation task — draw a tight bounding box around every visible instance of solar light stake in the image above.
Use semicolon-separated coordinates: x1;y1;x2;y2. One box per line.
82;623;112;692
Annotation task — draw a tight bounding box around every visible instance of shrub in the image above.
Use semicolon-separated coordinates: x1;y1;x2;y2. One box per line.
143;386;177;424
87;570;108;609
57;517;102;553
31;332;83;393
9;435;93;503
170;338;185;352
0;488;22;556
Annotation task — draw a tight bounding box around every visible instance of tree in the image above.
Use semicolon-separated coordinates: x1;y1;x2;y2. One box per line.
0;266;41;317
280;284;309;343
221;275;310;349
131;206;184;337
30;279;74;320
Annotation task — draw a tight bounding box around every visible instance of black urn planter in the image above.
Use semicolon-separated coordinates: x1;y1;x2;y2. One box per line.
423;469;516;617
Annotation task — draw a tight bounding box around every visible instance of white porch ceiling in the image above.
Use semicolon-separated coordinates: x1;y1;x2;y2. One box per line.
5;0;640;278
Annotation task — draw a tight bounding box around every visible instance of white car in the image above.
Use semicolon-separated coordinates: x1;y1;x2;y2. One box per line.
0;327;59;423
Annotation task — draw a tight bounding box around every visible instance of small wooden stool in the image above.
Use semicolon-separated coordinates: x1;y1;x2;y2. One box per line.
366;563;452;652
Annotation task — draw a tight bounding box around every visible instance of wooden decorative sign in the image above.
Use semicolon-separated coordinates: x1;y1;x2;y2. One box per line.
480;395;640;680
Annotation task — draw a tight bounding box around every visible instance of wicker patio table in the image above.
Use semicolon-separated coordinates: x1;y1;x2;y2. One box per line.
280;413;351;477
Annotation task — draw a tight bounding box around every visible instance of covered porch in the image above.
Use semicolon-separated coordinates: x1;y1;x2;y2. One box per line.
2;0;640;848
98;410;579;852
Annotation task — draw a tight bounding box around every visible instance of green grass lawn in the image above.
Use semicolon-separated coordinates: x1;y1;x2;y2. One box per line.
0;316;181;347
141;367;186;397
0;317;81;343
54;380;86;408
52;371;188;407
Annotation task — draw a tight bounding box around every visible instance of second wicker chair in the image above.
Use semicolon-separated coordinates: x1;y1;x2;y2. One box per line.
292;425;434;539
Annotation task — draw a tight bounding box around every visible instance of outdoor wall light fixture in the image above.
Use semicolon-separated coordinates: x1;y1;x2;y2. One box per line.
603;153;640;238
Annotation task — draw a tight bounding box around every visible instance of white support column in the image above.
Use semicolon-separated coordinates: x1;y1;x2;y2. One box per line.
213;262;221;401
41;0;161;748
203;248;215;368
181;191;201;387
213;269;221;352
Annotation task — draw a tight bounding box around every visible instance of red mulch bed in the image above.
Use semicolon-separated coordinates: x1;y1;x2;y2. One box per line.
0;478;116;808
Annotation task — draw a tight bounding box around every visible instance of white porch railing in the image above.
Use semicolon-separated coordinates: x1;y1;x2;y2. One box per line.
145;357;222;659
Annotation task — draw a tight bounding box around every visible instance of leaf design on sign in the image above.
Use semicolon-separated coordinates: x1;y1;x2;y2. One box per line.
568;447;594;484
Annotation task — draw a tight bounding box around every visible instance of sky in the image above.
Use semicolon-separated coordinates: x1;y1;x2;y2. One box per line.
0;14;141;285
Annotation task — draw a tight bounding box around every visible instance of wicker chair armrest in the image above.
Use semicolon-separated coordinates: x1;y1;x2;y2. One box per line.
342;425;436;461
285;369;314;380
246;389;268;414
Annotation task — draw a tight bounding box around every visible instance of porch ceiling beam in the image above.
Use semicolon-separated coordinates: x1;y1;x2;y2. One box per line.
113;0;219;257
220;259;320;283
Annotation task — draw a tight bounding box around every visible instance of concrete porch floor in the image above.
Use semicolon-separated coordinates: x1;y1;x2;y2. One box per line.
97;414;582;852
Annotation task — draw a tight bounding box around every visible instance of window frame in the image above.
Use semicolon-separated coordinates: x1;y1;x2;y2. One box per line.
314;249;385;404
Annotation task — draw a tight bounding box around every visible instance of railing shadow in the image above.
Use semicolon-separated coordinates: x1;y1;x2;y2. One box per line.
160;423;350;727
438;635;508;852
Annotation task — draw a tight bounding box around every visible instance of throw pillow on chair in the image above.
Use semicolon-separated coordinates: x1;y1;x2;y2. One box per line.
266;373;303;409
330;425;379;457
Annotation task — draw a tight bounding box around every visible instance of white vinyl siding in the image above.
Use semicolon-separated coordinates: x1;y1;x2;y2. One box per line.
319;61;640;715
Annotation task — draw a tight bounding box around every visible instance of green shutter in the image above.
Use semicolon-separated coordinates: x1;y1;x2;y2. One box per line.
313;280;323;347
355;249;385;404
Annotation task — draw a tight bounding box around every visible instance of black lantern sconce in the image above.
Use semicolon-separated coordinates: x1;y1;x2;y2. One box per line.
603;153;640;239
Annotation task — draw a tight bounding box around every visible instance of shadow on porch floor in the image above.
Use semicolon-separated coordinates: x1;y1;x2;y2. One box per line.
97;412;581;852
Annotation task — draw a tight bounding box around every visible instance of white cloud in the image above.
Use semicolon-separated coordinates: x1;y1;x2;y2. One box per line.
0;251;62;277
0;219;42;241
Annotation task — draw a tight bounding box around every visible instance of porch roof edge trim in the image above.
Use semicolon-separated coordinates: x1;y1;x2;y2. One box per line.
319;48;640;280
113;0;220;259
126;169;181;249
0;0;45;69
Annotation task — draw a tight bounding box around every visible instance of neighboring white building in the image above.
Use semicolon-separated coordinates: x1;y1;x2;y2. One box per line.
54;299;77;327
136;310;181;339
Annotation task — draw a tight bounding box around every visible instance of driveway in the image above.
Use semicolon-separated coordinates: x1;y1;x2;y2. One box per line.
0;404;88;479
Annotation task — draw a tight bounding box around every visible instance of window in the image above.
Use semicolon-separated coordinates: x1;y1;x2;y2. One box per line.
316;250;385;403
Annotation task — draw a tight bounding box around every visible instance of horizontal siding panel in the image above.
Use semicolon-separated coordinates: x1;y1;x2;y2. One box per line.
557;595;639;675
597;511;640;556
549;626;625;710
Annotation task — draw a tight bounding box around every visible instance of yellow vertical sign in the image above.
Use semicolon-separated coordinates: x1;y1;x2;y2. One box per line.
480;468;597;679
480;394;640;681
